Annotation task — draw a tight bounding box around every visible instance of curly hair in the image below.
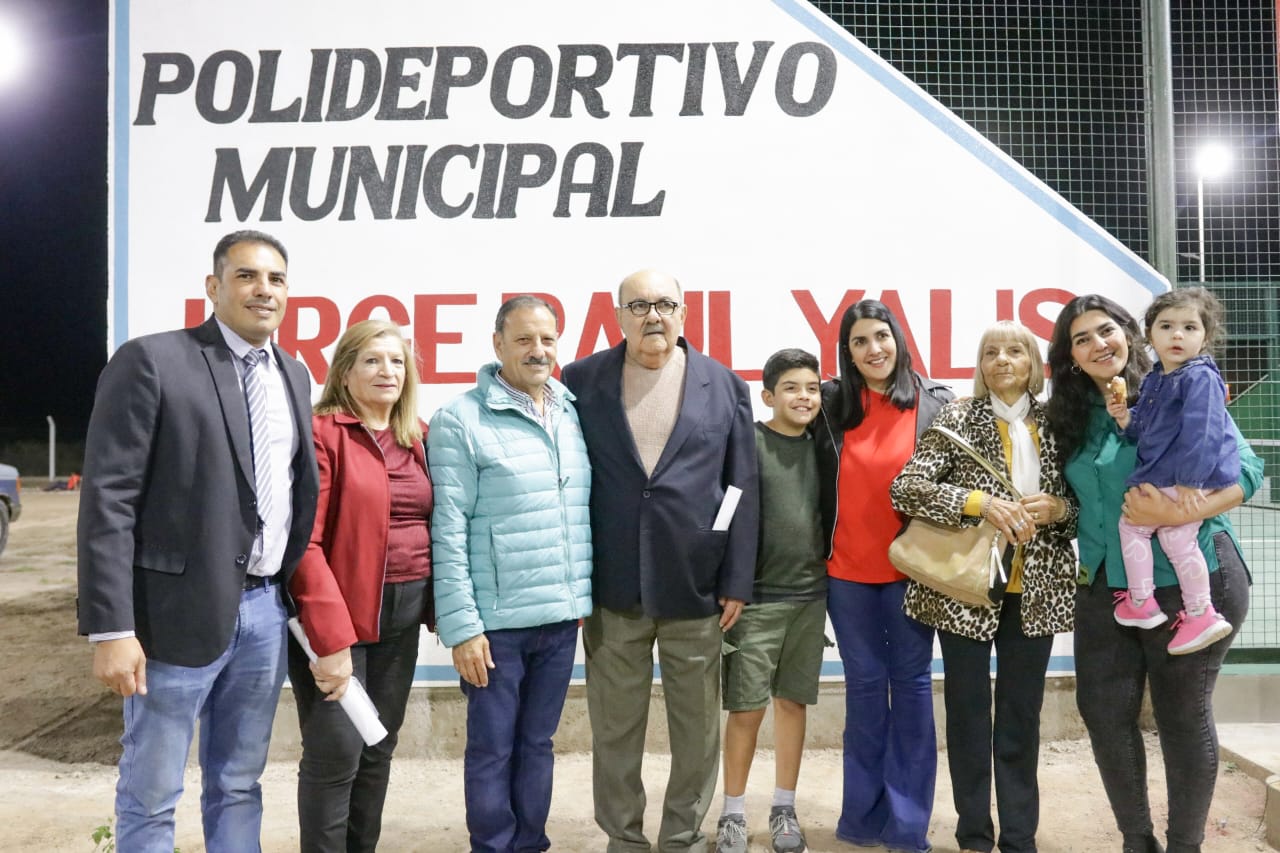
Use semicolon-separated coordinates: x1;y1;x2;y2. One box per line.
1045;294;1151;464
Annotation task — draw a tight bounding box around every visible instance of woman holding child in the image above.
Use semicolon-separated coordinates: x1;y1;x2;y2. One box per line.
814;299;951;853
1045;293;1260;853
890;320;1077;853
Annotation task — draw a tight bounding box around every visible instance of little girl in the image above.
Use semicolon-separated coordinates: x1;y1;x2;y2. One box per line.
1106;287;1239;655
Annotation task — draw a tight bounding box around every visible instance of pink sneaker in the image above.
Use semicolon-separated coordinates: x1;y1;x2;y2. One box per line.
1167;606;1233;655
1113;591;1168;629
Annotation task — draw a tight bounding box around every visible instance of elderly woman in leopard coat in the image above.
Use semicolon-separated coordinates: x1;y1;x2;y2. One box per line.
889;322;1077;853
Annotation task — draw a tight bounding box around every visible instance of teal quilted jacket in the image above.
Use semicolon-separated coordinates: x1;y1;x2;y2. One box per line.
427;363;593;647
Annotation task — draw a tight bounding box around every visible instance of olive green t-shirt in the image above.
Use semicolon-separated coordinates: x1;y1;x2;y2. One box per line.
754;422;827;602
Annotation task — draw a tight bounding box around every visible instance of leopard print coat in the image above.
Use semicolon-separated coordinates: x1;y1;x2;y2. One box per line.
889;396;1078;642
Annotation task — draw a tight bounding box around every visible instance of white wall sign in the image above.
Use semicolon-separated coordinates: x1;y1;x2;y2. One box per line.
111;0;1167;682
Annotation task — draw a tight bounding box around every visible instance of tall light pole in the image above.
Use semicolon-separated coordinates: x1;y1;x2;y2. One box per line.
1194;142;1232;283
46;416;56;480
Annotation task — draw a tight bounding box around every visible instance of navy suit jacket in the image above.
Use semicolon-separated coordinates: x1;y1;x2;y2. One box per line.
561;339;758;618
77;316;319;667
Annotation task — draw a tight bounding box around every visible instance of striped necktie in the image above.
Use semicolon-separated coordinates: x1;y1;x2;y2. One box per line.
242;348;273;529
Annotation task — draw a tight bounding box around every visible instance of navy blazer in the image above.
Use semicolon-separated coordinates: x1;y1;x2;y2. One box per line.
561;339;758;618
77;316;319;667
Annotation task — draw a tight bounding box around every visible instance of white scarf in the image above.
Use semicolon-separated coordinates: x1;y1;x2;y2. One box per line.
989;393;1039;497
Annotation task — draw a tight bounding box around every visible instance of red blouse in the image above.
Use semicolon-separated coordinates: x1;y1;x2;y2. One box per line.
827;390;917;584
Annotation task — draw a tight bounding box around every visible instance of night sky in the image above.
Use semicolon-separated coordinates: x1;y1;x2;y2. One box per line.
0;0;108;444
0;1;1259;445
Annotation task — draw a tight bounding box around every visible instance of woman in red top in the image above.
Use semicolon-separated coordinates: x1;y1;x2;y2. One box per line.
814;300;952;853
288;319;433;852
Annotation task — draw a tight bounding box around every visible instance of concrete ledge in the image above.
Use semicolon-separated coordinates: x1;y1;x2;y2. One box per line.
262;668;1277;763
1217;721;1280;849
267;676;1093;763
1266;775;1280;851
262;671;1280;764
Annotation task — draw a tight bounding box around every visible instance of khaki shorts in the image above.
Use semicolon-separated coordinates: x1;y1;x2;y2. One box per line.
721;598;826;711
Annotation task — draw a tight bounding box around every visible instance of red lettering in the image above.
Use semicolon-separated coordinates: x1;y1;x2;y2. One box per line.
1020;288;1075;343
349;295;411;326
996;289;1014;321
414;293;476;383
277;296;342;383
184;299;206;328
683;291;704;352
574;292;623;360
706;291;731;366
705;291;760;380
926;289;970;380
793;289;864;379
500;292;566;335
878;290;928;378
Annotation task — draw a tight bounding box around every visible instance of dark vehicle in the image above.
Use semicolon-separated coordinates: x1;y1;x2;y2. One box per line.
0;464;21;556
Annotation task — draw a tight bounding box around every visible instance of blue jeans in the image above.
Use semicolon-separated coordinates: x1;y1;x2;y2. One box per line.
462;620;578;853
939;593;1052;853
115;582;288;853
828;578;936;853
1075;532;1249;853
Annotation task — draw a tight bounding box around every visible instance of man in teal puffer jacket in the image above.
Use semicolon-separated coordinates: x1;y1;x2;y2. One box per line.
428;295;593;853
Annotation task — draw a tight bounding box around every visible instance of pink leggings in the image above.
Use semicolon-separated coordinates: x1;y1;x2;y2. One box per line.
1118;486;1210;613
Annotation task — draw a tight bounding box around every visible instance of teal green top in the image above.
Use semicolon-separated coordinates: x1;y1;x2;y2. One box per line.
1063;399;1263;588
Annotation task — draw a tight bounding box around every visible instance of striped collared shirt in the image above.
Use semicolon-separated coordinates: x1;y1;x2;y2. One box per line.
494;369;560;432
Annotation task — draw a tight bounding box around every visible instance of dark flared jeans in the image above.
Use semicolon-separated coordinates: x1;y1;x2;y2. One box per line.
938;593;1053;853
289;578;426;853
1074;532;1249;853
828;577;937;853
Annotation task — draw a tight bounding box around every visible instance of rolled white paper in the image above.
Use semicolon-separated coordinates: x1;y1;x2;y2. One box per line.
287;617;389;746
712;485;743;532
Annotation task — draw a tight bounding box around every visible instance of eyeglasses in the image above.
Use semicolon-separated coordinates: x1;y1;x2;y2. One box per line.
621;299;680;317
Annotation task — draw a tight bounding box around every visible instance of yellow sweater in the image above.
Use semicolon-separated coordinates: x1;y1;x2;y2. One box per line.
960;421;1040;593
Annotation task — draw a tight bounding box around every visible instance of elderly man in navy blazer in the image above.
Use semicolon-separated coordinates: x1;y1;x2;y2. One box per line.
77;230;319;852
561;269;759;852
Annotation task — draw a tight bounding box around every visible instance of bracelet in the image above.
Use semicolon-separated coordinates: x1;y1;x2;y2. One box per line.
980;494;992;518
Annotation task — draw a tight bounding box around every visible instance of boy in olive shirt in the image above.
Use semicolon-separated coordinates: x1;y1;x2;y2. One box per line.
716;349;827;853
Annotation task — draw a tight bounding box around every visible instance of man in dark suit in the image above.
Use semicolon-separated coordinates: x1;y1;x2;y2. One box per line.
77;230;319;852
561;269;759;853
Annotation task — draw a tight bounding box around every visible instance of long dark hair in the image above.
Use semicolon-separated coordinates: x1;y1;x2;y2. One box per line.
832;299;917;430
1045;294;1151;464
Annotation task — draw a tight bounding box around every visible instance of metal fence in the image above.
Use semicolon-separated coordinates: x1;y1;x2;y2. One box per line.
813;1;1280;652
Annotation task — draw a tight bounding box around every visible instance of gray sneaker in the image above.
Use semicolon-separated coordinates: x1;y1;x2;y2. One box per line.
769;805;806;853
716;813;748;853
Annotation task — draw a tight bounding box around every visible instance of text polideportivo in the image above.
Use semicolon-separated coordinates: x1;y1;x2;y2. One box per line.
132;41;839;222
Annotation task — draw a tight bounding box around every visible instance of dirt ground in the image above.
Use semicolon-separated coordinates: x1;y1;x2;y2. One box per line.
0;489;1270;852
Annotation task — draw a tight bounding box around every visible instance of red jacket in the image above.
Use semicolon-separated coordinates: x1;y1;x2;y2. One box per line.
290;412;430;656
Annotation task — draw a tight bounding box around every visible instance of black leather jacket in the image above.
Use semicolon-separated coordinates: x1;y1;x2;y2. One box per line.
813;373;954;559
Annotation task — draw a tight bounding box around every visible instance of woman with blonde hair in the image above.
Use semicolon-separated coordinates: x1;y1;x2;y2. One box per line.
890;321;1077;853
288;319;433;852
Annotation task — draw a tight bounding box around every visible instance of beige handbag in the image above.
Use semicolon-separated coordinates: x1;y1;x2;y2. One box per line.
888;425;1023;608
